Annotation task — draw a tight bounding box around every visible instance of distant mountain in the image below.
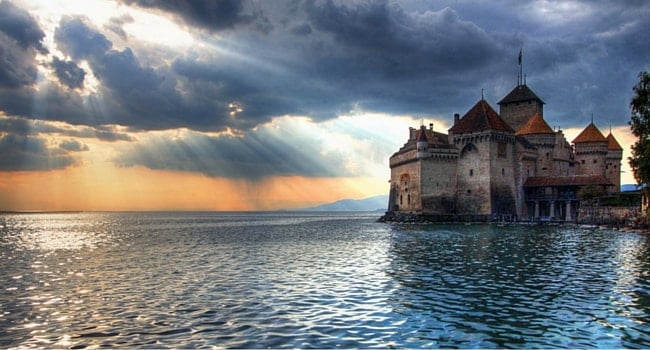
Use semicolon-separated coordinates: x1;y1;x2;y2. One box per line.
300;195;388;212
303;184;640;211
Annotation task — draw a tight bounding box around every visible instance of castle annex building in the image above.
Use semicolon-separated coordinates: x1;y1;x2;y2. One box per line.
386;83;623;222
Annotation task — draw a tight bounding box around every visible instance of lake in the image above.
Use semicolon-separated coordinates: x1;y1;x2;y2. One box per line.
1;212;649;348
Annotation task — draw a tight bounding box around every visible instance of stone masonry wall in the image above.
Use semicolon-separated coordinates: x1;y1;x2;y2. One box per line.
575;141;607;176
390;160;421;212
500;100;542;133
420;157;458;214
455;138;491;215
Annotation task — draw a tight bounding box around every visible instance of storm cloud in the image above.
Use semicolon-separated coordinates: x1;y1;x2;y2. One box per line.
0;0;648;175
51;57;86;89
0;134;75;171
121;0;258;32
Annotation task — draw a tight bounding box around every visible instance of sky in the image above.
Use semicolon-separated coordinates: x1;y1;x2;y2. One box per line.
0;0;648;211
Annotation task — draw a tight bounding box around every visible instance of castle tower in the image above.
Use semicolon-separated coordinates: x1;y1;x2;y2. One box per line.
498;84;545;133
605;131;623;193
515;113;556;176
416;125;428;159
572;123;608;178
449;99;517;219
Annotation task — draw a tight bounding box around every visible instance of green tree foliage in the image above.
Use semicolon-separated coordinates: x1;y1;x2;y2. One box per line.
629;71;650;187
577;184;606;203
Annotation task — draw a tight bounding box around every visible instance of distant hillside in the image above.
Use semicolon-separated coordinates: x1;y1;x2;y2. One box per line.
621;184;640;192
300;195;388;212
303;185;639;211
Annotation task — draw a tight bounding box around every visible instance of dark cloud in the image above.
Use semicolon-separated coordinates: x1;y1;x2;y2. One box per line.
0;0;648;150
0;1;46;89
290;23;312;36
59;139;89;152
117;125;359;179
54;16;111;60
0;1;47;53
51;57;86;89
120;0;258;31
53;17;236;131
0;134;75;171
0;116;134;142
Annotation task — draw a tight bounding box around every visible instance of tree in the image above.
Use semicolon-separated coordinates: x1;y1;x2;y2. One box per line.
628;71;650;188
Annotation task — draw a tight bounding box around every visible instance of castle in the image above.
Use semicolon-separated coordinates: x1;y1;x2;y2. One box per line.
385;82;623;222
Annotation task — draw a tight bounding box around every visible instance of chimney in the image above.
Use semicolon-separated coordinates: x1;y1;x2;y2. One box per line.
429;123;433;131
454;113;460;125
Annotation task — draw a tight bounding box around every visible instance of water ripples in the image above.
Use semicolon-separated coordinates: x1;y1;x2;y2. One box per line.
2;213;650;348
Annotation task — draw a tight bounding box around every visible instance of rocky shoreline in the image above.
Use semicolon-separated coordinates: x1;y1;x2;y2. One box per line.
377;211;650;234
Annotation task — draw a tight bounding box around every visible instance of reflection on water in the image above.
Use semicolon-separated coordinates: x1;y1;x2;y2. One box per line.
1;212;650;348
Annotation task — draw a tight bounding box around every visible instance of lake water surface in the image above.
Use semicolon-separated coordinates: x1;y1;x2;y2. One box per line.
1;212;650;348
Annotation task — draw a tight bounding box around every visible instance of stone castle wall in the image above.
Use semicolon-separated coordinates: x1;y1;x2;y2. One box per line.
455;137;492;215
575;141;607;176
487;135;517;217
420;157;458;214
500;100;542;133
606;149;623;192
390;159;421;212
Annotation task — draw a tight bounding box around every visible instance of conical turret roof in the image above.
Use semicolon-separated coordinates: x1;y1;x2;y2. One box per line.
449;99;514;134
606;132;623;151
515;113;554;136
416;126;428;142
498;84;545;105
572;123;606;143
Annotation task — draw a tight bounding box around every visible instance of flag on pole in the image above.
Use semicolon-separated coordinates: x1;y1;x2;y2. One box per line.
518;48;522;65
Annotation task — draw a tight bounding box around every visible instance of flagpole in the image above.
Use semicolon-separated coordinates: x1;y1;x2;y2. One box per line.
518;48;523;86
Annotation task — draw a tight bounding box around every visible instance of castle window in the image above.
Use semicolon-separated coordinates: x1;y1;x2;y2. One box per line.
502;168;505;175
593;159;598;164
407;194;411;204
606;165;609;169
467;189;472;194
581;160;585;165
469;169;474;176
400;195;403;205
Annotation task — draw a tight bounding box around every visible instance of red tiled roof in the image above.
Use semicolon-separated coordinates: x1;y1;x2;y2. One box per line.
498;84;545;105
523;175;613;187
515;113;554;135
572;123;606;143
449;99;514;134
606;132;623;151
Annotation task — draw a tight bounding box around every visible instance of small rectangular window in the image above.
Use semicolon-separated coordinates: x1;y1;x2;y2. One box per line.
470;169;474;176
